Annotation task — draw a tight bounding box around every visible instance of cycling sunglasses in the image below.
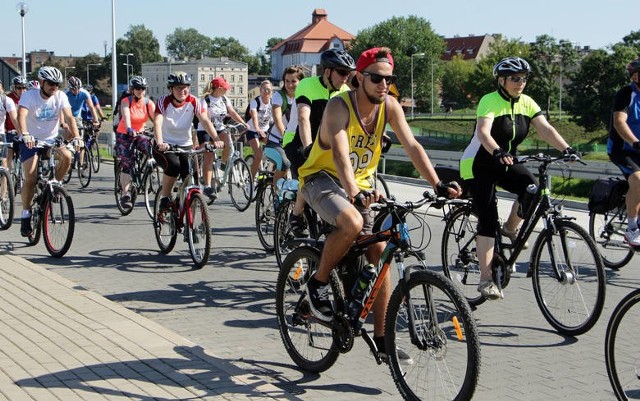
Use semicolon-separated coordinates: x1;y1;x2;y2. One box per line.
362;72;396;85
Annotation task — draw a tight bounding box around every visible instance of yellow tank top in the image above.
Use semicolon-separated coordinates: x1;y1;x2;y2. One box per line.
299;91;385;190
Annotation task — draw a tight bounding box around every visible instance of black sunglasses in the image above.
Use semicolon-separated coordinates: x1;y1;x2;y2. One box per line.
44;80;60;87
15;86;26;90
362;72;396;85
334;69;351;77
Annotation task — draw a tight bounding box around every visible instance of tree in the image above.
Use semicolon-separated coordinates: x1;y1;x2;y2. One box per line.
349;16;445;113
166;28;213;60
116;24;162;84
441;55;476;108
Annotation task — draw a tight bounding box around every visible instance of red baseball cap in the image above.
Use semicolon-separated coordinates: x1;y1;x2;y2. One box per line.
211;77;230;90
356;47;395;72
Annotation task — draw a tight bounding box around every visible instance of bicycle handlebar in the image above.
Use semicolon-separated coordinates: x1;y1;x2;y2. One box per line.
515;152;587;166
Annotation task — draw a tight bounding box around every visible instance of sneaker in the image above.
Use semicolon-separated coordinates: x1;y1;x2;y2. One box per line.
500;225;529;249
120;194;133;209
374;337;414;365
624;228;640;247
477;280;502;300
20;216;32;237
203;186;217;203
305;275;333;323
158;197;171;213
290;212;309;237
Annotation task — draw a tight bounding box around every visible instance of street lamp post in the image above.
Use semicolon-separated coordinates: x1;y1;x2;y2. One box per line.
86;63;101;86
430;59;435;115
64;66;75;84
119;53;134;85
16;2;29;79
411;52;425;119
123;63;132;85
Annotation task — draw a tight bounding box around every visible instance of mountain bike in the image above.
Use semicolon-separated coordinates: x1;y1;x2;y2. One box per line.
254;169;277;251
153;146;213;269
114;131;160;219
25;140;75;258
441;153;605;336
588;180;634;270
276;191;480;401
63;124;92;188
0;141;15;230
605;288;640;401
208;123;253;211
84;121;102;174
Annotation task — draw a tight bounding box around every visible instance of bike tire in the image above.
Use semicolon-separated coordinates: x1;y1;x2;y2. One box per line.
12;160;23;195
386;269;480;401
441;205;485;307
229;158;253;212
588;209;633;270
114;163;135;216
375;173;391;199
63;156;74;184
143;162;161;220
275;246;342;373
531;220;605;336
0;169;15;230
605;288;640;401
27;204;42;246
153;186;177;254
78;152;92;188
187;192;211;269
274;199;296;268
90;139;101;173
42;185;75;258
255;181;277;251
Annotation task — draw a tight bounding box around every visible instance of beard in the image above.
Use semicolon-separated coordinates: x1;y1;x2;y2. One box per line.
363;85;385;105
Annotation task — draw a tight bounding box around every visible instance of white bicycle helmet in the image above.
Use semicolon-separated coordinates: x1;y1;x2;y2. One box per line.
67;76;82;90
167;71;191;87
492;57;532;78
12;76;27;86
38;66;63;83
129;76;147;89
27;80;40;90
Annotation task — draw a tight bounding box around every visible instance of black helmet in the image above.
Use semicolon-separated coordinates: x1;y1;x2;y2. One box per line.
627;58;640;77
320;49;356;71
493;57;532;78
167;71;191;87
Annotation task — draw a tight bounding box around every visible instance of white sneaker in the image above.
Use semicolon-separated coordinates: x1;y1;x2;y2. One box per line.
477;280;502;300
501;225;529;249
624;228;640;247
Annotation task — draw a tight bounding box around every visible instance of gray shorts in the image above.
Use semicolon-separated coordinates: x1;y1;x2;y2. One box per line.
301;171;374;234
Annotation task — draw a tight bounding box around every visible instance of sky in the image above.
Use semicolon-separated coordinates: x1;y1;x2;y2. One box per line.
2;0;638;60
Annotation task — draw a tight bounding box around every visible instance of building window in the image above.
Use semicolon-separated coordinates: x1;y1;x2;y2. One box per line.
200;74;205;80
239;86;243;95
230;75;235;82
209;74;213;80
231;87;235;94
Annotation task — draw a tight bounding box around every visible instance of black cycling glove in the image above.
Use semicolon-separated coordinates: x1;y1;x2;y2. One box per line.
351;190;374;207
562;146;581;159
493;147;510;160
436;181;461;198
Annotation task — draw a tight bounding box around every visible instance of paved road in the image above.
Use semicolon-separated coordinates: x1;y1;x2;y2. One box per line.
0;162;634;400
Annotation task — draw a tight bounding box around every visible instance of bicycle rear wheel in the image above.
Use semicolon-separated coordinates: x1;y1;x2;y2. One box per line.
12;159;23;195
143;162;161;220
153;187;177;254
90;139;101;173
63;156;74;184
274;199;296;267
531;220;605;336
386;269;480;401
229;158;253;212
589;209;633;270
187;192;211;269
441;205;485;307
275;246;342;373
255;181;277;251
0;169;15;230
605;288;640;401
42;186;75;258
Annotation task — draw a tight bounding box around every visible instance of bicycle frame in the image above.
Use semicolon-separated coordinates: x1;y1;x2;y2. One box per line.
166;148;207;229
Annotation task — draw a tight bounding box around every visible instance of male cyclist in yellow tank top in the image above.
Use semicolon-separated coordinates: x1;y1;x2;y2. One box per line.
299;47;461;362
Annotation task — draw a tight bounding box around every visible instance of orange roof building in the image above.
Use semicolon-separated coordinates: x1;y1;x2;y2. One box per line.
270;9;355;81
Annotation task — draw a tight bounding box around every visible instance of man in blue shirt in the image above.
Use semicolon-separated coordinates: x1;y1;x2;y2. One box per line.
80;84;105;123
63;76;100;175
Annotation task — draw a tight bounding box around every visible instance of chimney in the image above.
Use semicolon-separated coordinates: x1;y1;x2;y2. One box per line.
312;8;327;24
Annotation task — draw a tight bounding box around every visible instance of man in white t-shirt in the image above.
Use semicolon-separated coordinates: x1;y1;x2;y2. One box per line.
16;66;83;237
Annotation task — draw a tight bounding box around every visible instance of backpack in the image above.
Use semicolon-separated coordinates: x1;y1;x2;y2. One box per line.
588;177;628;213
193;96;227;129
244;96;262;122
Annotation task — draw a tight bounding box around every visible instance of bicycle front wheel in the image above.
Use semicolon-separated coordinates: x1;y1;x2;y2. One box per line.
441;205;485;307
274;199;296;268
375;173;391;199
114;163;135;216
386;269;480;401
255;181;277;251
12;160;23;195
531;220;605;336
78;152;92;188
589;209;633;270
0;169;15;230
275;246;342;373
153;186;177;254
63;157;74;184
229;158;253;212
605;289;640;401
43;186;75;258
187;193;211;269
90;139;101;173
143;162;161;220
